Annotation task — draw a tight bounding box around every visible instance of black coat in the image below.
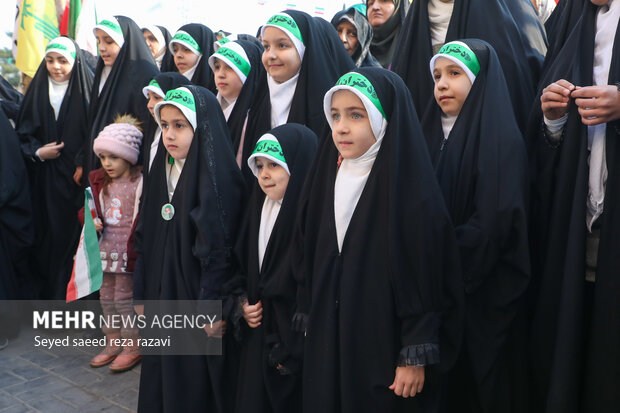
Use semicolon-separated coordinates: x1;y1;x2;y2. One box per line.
135;85;244;413
392;0;546;133
83;16;158;182
227;123;317;413
16;38;93;299
528;3;620;413
296;67;462;413
423;39;531;413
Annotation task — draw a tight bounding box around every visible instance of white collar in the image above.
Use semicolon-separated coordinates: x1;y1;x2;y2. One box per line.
441;113;457;139
48;76;69;120
217;93;237;121
181;56;201;81
258;196;282;271
267;72;299;128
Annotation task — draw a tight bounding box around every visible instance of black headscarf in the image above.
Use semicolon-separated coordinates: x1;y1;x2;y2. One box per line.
0;107;33;300
423;39;531;412
83;15;158;182
170;23;217;93
136;85;244;412
0;75;22;121
391;0;547;133
141;72;192;177
368;0;409;68
331;7;381;68
227;124;317;411
215;39;268;188
16;37;93;299
244;10;354;152
296;67;462;412
528;3;620;413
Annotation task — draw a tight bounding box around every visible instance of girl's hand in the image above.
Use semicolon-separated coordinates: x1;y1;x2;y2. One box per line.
204;320;226;338
38;141;64;160
572;85;620;126
541;79;575;120
243;300;263;328
73;167;83;186
388;365;425;398
93;217;103;232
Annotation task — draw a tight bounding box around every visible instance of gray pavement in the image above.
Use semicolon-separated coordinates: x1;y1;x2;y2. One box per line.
0;328;139;412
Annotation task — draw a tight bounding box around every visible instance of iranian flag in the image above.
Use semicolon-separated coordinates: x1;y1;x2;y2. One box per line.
60;0;97;56
66;188;102;302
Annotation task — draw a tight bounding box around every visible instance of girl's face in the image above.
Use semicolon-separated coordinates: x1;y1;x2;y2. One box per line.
213;58;244;100
261;27;302;83
143;30;161;58
330;90;376;159
255;156;290;201
160;105;195;160
367;0;396;28
173;43;200;74
337;21;359;57
147;91;164;120
95;29;121;67
45;52;72;82
99;152;131;179
433;57;473;117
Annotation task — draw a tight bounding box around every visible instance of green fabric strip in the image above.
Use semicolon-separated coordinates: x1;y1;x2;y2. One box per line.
45;43;76;59
336;72;386;119
437;42;480;77
215;47;251;77
165;88;196;113
99;19;123;37
251;139;287;165
172;32;202;54
266;14;304;45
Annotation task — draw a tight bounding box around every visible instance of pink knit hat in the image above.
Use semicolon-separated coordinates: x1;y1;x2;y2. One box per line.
93;121;143;165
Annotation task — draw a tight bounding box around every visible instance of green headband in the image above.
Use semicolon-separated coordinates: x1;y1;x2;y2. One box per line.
172;32;202;54
99;19;123;37
149;79;161;88
45;43;76;59
165;88;196;112
266;14;304;45
436;42;480;77
217;38;231;47
336;72;386;119
251;139;286;165
215;46;251;77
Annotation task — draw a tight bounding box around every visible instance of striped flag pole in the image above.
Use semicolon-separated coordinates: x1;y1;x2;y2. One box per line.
66;188;103;302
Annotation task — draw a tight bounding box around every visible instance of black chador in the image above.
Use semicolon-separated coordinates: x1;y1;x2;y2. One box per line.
244;10;354;150
528;2;620;413
140;72;191;178
226;124;317;413
135;85;244;413
16;37;93;299
0;74;23;121
0;106;33;301
169;24;217;93
423;39;531;413
391;0;546;133
331;7;381;68
210;39;268;188
296;67;462;413
82;16;158;183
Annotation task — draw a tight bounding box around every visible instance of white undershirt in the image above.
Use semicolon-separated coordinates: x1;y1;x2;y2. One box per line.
428;0;454;49
48;77;69;120
268;72;299;128
166;158;185;201
182;56;201;81
258;197;282;271
441;113;457;139
149;127;161;171
217;93;237;121
99;66;112;95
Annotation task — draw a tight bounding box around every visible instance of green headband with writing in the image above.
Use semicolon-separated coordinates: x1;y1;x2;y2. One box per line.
436;42;480;77
336;72;386;119
172;31;202;54
266;14;304;45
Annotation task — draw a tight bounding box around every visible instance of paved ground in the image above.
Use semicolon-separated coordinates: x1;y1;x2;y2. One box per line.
0;328;140;413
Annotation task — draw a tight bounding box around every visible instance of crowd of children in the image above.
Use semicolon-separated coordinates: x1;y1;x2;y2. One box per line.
1;0;619;412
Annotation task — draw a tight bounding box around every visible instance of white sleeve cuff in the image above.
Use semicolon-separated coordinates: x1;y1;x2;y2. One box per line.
544;114;568;134
35;148;45;162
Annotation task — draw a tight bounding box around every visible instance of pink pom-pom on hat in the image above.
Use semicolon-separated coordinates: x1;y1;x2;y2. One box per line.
93;119;143;165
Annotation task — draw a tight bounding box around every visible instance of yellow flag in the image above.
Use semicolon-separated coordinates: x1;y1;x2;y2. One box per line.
16;0;60;77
